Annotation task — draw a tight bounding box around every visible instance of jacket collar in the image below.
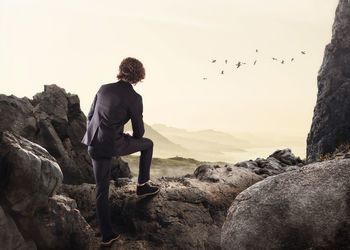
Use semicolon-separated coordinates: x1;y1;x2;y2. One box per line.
118;79;133;87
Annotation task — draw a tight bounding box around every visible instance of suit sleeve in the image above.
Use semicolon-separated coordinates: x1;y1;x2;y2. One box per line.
87;94;97;128
129;95;145;139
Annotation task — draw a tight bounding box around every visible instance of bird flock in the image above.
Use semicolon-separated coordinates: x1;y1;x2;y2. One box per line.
202;49;307;80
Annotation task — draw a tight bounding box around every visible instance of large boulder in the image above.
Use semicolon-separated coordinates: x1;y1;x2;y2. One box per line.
0;84;131;184
221;158;350;250
58;164;263;249
307;0;350;162
0;131;63;216
234;148;304;178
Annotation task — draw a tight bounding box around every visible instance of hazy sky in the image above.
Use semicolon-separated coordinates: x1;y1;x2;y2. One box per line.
0;0;338;143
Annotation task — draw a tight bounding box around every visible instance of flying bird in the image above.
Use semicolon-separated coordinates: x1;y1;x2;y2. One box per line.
272;57;278;61
256;49;258;53
301;51;306;55
221;70;224;74
291;58;294;62
281;60;285;64
225;59;228;64
203;77;207;80
235;61;246;68
253;60;257;65
212;59;216;63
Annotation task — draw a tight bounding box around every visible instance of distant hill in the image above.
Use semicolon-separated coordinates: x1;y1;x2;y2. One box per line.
152;123;250;149
150;123;250;161
124;121;188;158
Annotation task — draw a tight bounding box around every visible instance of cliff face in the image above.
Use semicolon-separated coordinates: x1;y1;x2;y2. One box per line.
307;0;350;162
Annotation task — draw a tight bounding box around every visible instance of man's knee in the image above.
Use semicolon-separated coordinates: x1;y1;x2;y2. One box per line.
145;138;153;148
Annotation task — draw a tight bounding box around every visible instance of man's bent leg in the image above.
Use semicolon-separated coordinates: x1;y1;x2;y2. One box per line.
90;155;113;239
116;137;153;184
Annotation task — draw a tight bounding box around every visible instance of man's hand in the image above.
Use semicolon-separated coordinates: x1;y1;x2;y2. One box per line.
125;130;133;136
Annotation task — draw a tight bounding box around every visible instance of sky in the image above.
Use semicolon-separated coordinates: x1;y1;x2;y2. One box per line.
0;0;339;157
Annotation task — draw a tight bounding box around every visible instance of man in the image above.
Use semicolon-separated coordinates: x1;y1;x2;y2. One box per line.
81;57;160;247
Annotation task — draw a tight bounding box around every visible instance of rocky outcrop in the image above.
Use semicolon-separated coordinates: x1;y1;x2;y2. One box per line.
58;164;263;249
0;84;131;184
307;0;350;162
221;158;350;250
233;148;304;178
0;131;63;216
0;131;98;250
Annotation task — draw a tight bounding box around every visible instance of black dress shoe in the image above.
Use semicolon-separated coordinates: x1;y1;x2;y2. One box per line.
136;183;160;198
101;232;120;246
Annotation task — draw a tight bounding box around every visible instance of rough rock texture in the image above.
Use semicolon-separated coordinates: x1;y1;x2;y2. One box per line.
0;131;98;250
221;158;350;250
58;164;263;249
0;131;63;216
0;84;131;184
0;205;36;250
307;0;350;162
313;142;350;162
233;148;304;178
31;195;98;250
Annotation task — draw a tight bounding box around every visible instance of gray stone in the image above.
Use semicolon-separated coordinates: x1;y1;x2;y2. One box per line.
268;148;302;165
234;148;304;177
0;94;37;141
0;131;63;216
32;194;98;250
221;158;350;250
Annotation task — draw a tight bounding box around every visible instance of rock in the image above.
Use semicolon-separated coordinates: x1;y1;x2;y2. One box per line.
58;164;263;249
234;148;304;177
31;194;98;250
0;132;96;249
194;164;262;186
57;183;98;221
32;84;95;184
0;94;37;141
221;158;350;250
268;148;302;165
111;157;132;180
307;0;350;162
0;131;63;216
0;205;36;250
0;84;131;184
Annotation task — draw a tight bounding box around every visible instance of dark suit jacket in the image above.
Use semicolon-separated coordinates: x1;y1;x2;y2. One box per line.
81;79;145;155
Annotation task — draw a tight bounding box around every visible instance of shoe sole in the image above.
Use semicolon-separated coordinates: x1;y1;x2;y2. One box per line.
100;234;120;246
137;188;160;198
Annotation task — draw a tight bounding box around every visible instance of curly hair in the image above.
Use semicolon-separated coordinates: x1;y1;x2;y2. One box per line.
116;57;145;84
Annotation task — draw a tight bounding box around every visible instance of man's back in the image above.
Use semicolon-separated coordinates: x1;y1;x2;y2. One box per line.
81;79;145;153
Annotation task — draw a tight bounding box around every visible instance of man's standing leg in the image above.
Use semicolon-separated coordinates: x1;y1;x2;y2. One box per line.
90;156;113;239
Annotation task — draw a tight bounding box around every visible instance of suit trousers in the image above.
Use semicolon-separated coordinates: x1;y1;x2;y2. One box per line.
87;136;153;238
